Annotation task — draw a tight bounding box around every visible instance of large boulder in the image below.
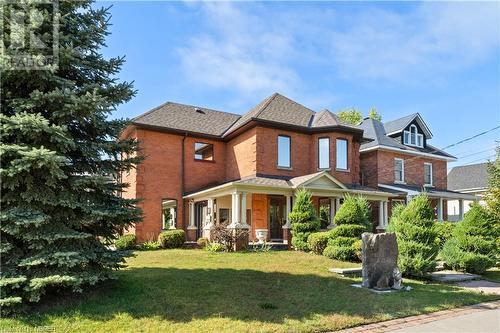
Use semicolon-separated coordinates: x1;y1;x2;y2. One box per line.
361;232;399;290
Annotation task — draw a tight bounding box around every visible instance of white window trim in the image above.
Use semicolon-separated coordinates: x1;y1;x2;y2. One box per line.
424;162;433;186
335;138;348;171
403;125;424;148
394;158;405;183
318;137;330;170
277;135;291;168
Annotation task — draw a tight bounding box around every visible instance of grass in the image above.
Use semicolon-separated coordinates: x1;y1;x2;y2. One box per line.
483;268;500;283
1;250;498;333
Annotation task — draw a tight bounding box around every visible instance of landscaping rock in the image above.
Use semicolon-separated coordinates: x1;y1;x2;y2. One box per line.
361;232;399;290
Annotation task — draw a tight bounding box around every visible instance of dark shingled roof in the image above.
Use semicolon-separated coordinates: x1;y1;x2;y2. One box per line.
357;118;454;159
383;113;419;135
132;102;240;137
448;163;489;191
133;93;361;138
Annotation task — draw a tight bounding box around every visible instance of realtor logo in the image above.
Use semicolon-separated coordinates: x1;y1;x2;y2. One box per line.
0;0;59;70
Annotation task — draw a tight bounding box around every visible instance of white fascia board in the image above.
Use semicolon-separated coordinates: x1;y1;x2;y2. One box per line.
360;145;456;161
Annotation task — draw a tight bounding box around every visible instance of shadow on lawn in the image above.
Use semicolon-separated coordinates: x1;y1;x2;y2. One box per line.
19;267;490;327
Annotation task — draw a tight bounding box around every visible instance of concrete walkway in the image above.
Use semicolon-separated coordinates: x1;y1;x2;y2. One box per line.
390;308;500;333
335;300;500;333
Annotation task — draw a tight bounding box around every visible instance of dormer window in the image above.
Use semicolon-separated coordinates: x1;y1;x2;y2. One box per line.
403;124;424;148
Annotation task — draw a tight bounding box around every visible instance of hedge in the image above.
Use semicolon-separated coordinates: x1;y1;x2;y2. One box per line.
158;230;186;249
115;234;136;250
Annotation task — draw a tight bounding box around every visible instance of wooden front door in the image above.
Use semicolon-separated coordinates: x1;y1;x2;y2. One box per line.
269;196;286;240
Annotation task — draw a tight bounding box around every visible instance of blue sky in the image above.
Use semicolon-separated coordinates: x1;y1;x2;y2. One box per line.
97;1;500;169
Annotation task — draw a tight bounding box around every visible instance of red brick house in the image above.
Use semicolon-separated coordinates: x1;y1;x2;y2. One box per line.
357;114;477;229
121;93;476;244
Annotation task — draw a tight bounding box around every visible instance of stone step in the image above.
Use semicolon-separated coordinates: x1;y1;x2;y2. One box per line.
430;270;481;282
329;267;362;277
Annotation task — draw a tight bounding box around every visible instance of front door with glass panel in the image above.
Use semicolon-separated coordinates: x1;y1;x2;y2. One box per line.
195;201;207;239
269;196;286;240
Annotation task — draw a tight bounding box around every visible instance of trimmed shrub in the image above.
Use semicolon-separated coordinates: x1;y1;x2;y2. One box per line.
324;195;371;262
307;232;330;255
434;221;456;248
319;205;330;229
115;234;136;250
329;224;367;238
290;189;321;251
158;230;185;249
387;194;439;277
206;243;225;252
328;236;356;248
137;241;160;251
197;237;210;249
440;204;497;274
323;245;356;262
333;195;371;229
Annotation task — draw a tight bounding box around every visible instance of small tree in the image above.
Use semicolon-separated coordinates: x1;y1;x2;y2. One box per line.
337;108;363;125
387;194;439;277
368;107;382;121
290;189;320;251
440;204;497;274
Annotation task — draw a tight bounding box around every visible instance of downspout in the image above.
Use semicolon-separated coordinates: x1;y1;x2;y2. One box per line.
181;133;187;229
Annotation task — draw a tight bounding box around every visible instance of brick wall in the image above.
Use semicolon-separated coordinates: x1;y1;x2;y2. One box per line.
362;150;448;189
225;127;257;181
255;127;360;184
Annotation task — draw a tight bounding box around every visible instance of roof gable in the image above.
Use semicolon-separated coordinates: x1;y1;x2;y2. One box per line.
384;113;433;138
289;171;346;189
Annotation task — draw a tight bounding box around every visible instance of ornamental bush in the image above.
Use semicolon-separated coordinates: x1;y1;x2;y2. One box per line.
158;230;186;249
307;232;330;255
115;234;136;250
197;237;210;249
325;195;370;262
333;195;371;229
387;194;439;277
290;189;321;251
433;221;456;249
440;204;498;274
329;224;367;238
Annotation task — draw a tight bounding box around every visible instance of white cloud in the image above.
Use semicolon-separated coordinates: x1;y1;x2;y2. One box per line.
177;2;499;103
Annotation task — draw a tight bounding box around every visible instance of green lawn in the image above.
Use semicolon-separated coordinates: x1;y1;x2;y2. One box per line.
483;268;500;283
1;250;498;333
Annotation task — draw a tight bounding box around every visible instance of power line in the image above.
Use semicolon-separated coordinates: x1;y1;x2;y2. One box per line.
360;125;500;182
457;147;497;159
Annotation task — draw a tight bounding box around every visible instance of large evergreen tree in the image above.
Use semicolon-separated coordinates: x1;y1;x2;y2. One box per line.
1;1;141;311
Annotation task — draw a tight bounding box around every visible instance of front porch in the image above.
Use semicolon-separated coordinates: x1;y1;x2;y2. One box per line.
378;183;479;222
182;172;396;245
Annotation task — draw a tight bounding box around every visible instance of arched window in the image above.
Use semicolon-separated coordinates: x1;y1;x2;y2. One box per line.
403;124;424;148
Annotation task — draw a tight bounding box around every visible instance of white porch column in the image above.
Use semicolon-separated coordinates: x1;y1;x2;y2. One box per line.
383;201;388;227
378;200;384;229
283;195;292;229
203;198;215;238
188;200;197;230
437;198;444;222
458;199;464;221
169;207;176;229
240;192;249;227
336;198;342;212
327;197;336;229
228;192;249;229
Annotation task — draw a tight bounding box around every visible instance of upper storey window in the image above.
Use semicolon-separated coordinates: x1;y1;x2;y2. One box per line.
277;135;291;168
394;158;405;183
194;142;214;161
336;139;348;170
424;162;433;186
403;124;424;148
318;137;330;169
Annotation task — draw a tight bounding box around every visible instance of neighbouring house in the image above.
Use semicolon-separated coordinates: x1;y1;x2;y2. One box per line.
121;93;477;245
357;113;477;228
447;163;489;221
